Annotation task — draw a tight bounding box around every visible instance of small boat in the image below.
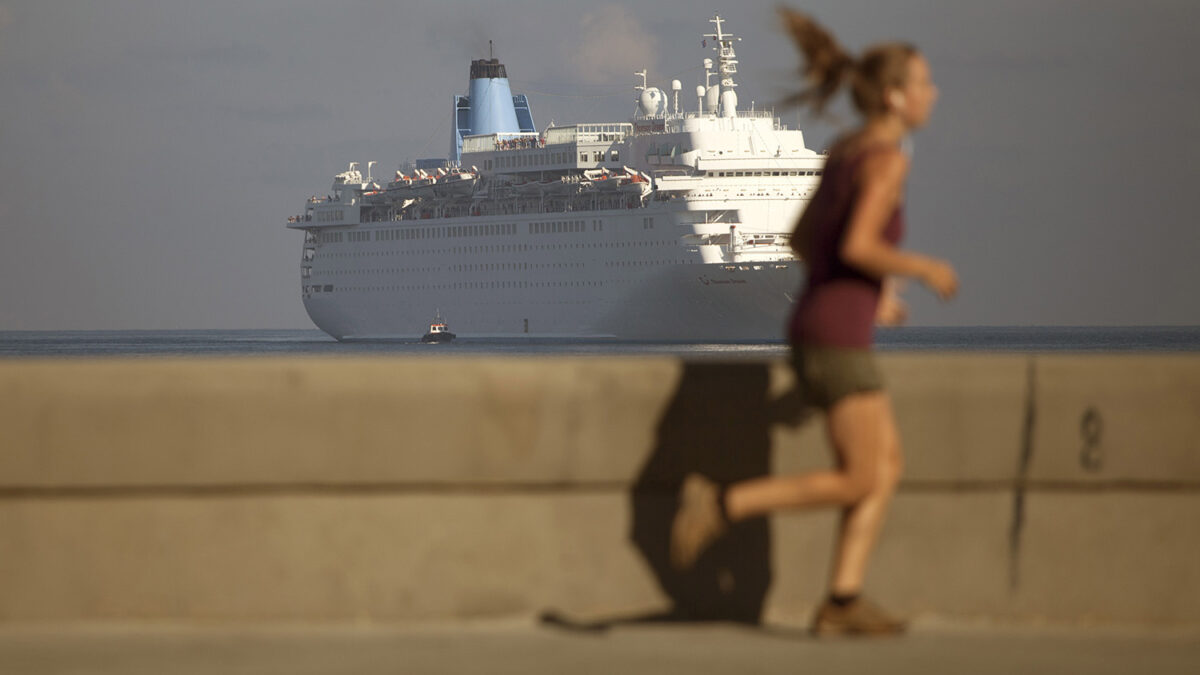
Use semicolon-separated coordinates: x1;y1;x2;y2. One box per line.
433;170;477;197
420;313;456;343
619;172;651;196
386;173;414;194
409;171;438;198
584;168;629;192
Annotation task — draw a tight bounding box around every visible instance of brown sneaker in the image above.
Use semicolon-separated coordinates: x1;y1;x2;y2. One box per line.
811;596;907;637
669;474;728;570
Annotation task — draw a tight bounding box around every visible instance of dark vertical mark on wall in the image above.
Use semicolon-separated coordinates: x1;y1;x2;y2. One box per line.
1079;406;1104;472
1009;359;1037;591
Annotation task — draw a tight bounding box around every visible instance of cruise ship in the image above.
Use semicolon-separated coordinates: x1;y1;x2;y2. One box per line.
286;15;826;340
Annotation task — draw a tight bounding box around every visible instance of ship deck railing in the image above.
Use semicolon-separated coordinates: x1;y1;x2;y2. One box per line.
640;110;775;120
633;109;785;131
357;191;652;223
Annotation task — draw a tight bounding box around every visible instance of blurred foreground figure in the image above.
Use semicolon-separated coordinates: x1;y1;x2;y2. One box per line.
671;7;958;636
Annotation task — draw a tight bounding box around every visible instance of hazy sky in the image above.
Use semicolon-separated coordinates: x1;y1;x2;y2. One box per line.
1;0;1197;329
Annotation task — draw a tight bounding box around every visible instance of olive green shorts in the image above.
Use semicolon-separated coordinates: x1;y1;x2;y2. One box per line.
790;345;885;410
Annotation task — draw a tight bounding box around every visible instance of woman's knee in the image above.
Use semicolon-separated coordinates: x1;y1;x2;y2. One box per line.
840;466;878;502
842;445;902;502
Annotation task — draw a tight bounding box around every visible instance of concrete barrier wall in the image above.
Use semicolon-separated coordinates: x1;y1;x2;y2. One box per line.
0;355;1197;626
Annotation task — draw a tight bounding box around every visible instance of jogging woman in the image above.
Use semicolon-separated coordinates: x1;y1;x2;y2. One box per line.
670;8;958;636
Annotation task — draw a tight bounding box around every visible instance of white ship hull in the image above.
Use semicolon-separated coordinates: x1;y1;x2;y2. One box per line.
304;262;802;341
300;205;805;341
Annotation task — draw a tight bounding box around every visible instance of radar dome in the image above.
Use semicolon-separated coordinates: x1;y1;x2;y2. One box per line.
639;87;667;116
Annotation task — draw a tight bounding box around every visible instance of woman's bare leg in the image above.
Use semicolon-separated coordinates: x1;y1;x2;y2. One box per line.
724;392;890;522
676;391;904;596
826;394;903;595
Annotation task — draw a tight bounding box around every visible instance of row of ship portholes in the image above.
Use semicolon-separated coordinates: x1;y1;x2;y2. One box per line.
530;220;586;234
331;280;610;293
361;222;614;241
309;258;697;278
322;262;586;276
371;223;521;241
607;260;692;267
316;240;677;260
317;224;688;250
329;267;439;275
707;170;822;177
450;262;585;272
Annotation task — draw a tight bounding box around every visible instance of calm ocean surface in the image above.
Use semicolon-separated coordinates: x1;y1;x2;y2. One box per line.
1;326;1198;358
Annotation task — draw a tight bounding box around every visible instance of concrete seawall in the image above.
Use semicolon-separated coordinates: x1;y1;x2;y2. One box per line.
1;355;1197;626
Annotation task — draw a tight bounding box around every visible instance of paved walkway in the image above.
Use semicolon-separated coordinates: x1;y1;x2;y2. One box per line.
1;620;1198;674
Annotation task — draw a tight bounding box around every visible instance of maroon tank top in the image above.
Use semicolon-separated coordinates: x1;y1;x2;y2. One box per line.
789;145;906;349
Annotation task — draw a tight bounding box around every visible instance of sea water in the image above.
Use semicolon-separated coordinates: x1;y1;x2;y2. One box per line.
0;326;1197;358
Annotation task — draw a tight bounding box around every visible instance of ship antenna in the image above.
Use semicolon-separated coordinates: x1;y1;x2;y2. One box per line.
704;13;741;116
489;40;493;61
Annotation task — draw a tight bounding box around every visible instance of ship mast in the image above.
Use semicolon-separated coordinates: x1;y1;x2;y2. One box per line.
704;14;741;118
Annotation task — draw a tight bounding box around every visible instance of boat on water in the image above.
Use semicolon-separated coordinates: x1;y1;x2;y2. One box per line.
421;314;456;343
286;14;825;341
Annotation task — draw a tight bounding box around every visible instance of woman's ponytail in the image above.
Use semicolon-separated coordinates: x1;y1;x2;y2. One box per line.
779;7;918;119
778;7;855;115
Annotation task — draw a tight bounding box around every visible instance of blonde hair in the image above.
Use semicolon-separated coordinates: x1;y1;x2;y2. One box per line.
779;7;917;118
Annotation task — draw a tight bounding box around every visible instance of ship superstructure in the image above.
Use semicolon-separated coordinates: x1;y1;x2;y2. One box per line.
287;15;825;340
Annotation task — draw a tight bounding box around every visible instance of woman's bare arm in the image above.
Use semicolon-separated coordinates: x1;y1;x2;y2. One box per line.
839;149;957;299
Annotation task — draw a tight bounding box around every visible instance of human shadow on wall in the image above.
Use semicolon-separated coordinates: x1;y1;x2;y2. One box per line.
541;361;810;631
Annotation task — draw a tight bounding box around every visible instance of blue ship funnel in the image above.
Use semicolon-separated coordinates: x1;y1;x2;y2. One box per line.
451;57;536;162
468;60;521;135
